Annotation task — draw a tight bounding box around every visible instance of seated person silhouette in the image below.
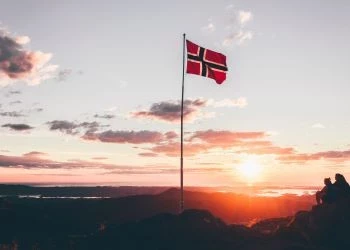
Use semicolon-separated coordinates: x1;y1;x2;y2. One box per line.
333;173;350;199
316;178;335;205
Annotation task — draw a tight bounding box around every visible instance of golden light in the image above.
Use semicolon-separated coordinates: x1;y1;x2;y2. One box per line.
236;159;262;183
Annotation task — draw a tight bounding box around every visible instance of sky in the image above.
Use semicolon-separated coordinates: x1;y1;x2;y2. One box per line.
1;0;350;187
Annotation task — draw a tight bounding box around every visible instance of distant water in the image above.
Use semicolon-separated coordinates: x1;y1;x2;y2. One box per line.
256;188;318;197
212;186;319;197
5;182;128;187
0;182;321;198
0;195;110;199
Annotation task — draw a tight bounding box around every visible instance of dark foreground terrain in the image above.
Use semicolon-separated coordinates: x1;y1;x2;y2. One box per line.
1;187;345;250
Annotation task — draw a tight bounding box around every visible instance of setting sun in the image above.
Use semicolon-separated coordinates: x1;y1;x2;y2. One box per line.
237;159;262;182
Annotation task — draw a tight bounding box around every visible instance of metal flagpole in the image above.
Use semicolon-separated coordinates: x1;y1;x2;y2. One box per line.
180;33;186;213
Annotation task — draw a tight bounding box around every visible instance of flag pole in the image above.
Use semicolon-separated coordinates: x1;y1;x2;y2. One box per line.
180;33;186;213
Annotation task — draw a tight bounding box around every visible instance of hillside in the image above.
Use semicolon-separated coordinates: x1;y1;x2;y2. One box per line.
0;187;320;249
75;198;350;250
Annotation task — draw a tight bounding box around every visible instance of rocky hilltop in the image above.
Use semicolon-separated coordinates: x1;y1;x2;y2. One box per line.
83;198;350;250
0;188;348;249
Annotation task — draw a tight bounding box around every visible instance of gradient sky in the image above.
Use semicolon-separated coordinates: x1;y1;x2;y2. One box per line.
1;0;350;187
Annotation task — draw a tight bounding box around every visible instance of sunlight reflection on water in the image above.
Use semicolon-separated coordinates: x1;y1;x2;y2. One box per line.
256;188;318;197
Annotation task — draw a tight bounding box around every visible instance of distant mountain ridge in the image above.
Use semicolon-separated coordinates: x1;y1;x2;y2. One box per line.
0;184;169;198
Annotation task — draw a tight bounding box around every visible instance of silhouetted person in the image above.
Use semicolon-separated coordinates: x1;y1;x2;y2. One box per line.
333;173;350;199
316;178;335;205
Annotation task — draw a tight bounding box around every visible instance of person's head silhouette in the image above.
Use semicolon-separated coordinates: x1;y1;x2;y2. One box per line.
335;173;346;183
324;177;332;186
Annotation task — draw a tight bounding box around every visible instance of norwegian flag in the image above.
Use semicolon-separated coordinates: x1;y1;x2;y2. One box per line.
186;40;228;84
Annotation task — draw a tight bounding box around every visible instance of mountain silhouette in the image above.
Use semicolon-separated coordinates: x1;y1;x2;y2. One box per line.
79;198;350;250
2;186;346;249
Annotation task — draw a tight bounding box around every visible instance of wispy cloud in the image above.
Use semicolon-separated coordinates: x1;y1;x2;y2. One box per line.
238;10;253;26
82;130;173;144
278;150;350;164
91;157;109;160
312;123;325;129
9;100;22;105
201;18;216;33
0;150;232;174
0;27;58;86
131;97;246;123
47;120;101;135
146;130;271;157
138;152;158;157
22;151;47;157
55;69;83;82
189;130;266;144
208;97;247;108
4;90;21;97
224;30;253;46
0;111;26;117
56;69;72;82
0;152;131;170
237;146;295;155
223;8;254;46
0;107;42;117
94;114;116;120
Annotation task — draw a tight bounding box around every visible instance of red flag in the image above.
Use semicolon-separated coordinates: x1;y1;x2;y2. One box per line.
186;40;228;84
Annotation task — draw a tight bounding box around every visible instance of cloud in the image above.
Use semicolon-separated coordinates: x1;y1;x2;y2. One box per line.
189;130;266;144
1;152;209;175
237;146;295;155
223;9;253;46
130;98;209;123
201;22;215;33
15;36;30;45
47;120;79;134
103;166;231;175
5;90;21;97
9;100;22;105
56;69;72;82
0;111;25;117
33;108;43;112
145;130;271;157
94;114;116;119
0;28;58;86
0;152;131;170
312;123;325;129
47;120;101;135
140;129;298;158
238;10;253;25
22;151;47;157
131;98;246;124
91;157;108;160
138;152;159;157
209;97;247;108
149;142;211;157
82;130;169;144
223;30;253;46
278;150;350;164
104;106;118;112
2;123;33;131
55;69;83;82
165;131;178;140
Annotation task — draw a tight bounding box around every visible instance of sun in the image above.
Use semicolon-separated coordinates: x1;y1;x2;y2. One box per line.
236;159;262;183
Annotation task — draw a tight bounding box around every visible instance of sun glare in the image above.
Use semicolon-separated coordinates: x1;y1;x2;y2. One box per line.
237;159;262;183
